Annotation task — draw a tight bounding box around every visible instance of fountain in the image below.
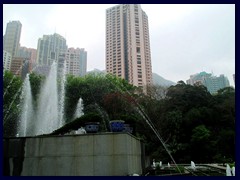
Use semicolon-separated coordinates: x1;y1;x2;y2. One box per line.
226;164;232;176
75;127;86;134
168;162;170;168
132;174;139;176
152;159;156;168
18;74;34;136
17;61;66;136
34;61;59;135
58;59;67;127
191;161;196;170
159;161;162;167
231;166;235;176
73;98;84;120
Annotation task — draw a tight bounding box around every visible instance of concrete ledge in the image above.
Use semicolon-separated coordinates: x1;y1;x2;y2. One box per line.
4;132;144;176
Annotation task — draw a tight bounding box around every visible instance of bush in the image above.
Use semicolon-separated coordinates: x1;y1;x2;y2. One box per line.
229;162;235;168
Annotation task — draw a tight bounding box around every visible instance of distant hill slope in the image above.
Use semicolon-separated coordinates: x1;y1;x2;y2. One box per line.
152;72;176;87
86;69;106;75
87;69;176;87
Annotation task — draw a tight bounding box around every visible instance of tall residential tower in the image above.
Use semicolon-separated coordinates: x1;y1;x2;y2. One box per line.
3;21;22;58
3;50;12;71
65;48;87;77
36;33;67;66
106;4;152;87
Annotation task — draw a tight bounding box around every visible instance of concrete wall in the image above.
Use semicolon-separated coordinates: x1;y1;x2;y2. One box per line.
3;133;144;176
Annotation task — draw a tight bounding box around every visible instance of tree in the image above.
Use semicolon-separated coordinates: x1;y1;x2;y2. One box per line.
190;125;212;162
166;83;212;113
64;73;136;123
3;70;23;137
145;84;168;100
29;72;45;102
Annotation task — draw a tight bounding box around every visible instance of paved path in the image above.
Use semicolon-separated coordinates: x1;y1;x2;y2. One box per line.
204;164;226;170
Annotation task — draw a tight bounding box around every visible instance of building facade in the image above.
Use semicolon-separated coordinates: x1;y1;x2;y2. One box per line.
3;50;12;71
106;4;152;87
3;21;22;58
36;33;67;66
186;71;230;94
10;57;29;79
17;47;37;72
32;65;51;77
65;48;87;77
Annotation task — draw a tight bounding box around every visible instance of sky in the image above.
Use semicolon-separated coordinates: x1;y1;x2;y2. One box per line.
3;4;235;86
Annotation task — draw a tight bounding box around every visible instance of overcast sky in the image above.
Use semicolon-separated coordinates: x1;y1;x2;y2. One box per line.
3;4;235;86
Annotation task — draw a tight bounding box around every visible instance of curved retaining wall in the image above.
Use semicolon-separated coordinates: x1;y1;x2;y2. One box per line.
3;133;144;176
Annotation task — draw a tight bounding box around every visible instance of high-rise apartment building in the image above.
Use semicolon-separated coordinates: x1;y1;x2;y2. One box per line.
17;47;37;71
106;4;152;87
32;65;51;77
10;57;29;79
36;33;67;66
3;50;12;71
3;21;22;58
187;71;230;94
65;48;87;77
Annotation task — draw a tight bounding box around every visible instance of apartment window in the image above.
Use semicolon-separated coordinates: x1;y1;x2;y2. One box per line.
136;47;140;53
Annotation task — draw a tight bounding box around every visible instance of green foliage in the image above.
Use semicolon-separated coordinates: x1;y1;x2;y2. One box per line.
217;87;235;96
229;162;235;168
143;83;235;163
191;125;211;143
166;83;211;112
119;114;138;125
64;73;135;123
103;92;137;120
3;69;235;163
146;84;168;100
3;70;23;137
29;72;45;101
